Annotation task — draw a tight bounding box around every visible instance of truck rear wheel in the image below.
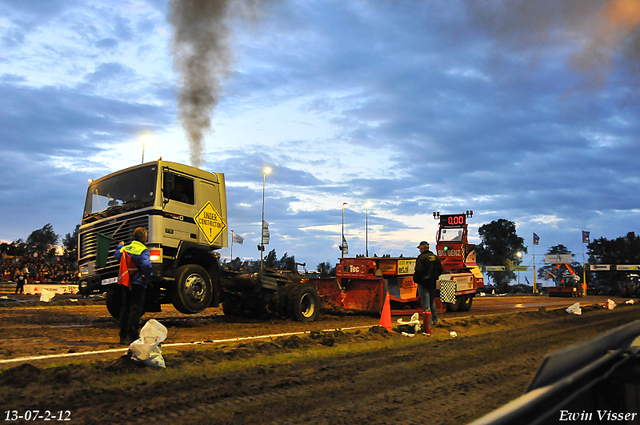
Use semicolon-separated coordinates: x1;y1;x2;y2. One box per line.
106;286;123;319
289;284;321;322
171;265;213;314
459;295;473;312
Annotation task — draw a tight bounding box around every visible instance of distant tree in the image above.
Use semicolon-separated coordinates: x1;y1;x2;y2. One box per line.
26;224;58;256
588;232;640;291
537;245;583;287
317;262;336;278
227;257;243;270
476;219;527;292
62;225;80;261
264;249;277;269
9;240;28;256
277;252;296;272
241;259;260;273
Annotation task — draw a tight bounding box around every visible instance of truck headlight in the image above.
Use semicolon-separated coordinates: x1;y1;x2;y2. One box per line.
149;249;162;263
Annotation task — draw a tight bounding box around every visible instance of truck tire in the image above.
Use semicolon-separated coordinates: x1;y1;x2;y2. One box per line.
171;264;213;314
106;286;123;319
446;299;461;312
459;295;473;312
289;284;321;322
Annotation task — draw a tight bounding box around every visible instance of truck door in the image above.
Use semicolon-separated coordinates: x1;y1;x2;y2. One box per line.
162;170;198;244
196;180;226;247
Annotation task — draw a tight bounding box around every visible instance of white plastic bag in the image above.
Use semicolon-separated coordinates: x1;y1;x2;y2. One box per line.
566;302;582;315
396;312;422;333
129;319;168;368
604;299;617;310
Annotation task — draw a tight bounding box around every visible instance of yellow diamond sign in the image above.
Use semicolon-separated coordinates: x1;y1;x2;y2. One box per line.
195;201;227;245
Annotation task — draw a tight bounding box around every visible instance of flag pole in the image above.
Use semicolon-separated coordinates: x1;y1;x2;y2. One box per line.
533;244;537;294
532;233;538;294
230;230;234;262
582;231;587;296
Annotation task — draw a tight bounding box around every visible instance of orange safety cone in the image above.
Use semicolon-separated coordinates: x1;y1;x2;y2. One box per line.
379;291;392;332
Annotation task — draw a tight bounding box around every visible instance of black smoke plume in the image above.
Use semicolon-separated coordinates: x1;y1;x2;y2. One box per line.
168;0;262;167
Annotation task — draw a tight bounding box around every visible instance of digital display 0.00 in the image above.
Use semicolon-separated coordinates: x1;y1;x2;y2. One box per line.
440;214;466;227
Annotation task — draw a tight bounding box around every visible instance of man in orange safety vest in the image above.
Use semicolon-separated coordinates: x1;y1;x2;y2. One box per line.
115;227;152;345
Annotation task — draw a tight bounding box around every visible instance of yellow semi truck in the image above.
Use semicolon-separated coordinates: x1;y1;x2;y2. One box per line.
77;160;228;318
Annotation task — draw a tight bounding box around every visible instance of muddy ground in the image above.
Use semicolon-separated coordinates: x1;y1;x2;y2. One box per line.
0;295;638;424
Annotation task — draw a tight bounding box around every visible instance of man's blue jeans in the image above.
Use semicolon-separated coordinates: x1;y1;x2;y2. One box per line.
418;284;437;324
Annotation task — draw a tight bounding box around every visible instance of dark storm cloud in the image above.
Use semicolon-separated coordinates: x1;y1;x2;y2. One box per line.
0;0;80;48
95;38;119;50
85;62;134;83
114;16;135;42
0;0;75;18
217;0;639;263
0;77;174;240
212;150;325;188
0;82;173;156
2;28;26;48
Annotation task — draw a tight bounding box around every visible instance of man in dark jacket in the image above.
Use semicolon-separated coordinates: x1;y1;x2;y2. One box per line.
413;241;442;325
115;227;152;345
14;271;25;294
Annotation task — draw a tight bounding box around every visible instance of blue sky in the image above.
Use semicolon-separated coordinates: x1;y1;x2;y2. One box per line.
1;0;639;283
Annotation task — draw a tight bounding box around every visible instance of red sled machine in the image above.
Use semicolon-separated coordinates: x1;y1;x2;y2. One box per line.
315;211;484;316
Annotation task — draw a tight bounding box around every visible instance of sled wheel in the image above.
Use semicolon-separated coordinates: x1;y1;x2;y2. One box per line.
289;284;321;322
106;286;124;319
171;265;213;314
446;299;461;312
222;291;242;317
459;295;474;312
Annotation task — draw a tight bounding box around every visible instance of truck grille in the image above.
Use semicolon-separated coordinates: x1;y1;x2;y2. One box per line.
80;215;150;268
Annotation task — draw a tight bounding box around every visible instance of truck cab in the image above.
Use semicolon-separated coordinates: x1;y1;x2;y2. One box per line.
77;160;228;317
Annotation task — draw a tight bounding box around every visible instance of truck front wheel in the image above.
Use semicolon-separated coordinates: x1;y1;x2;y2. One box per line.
289;284;321;322
171;265;213;314
106;286;123;319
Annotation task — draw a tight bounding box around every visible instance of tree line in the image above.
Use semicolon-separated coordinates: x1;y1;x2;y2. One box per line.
475;219;640;294
224;250;337;277
1;223;79;263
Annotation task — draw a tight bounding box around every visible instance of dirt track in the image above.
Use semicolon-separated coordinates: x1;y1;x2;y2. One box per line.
1;295;638;424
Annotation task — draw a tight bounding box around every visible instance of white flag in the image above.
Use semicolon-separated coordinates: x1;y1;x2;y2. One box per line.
232;233;244;245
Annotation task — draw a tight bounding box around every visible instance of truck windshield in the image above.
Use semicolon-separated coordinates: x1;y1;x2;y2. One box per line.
440;228;464;242
83;165;157;223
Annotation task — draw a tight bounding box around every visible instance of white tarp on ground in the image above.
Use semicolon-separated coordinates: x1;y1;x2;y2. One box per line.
566;302;582;315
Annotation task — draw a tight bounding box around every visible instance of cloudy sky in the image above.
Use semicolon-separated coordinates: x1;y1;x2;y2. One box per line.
1;0;639;283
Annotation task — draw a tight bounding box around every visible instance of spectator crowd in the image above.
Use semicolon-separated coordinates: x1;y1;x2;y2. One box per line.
1;250;77;285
